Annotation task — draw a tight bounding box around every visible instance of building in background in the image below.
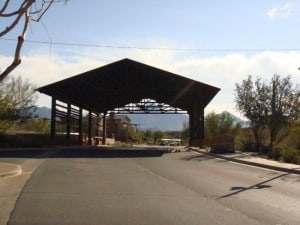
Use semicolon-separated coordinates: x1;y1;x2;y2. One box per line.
106;112;136;141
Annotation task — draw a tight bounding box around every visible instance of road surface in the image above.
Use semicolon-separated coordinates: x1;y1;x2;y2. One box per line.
1;148;299;225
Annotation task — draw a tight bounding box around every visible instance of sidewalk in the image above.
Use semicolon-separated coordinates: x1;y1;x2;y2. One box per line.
190;147;300;175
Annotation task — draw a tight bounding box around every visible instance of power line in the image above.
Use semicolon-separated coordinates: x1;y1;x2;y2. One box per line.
1;37;300;53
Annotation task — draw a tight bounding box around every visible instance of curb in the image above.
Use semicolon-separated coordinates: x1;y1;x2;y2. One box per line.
0;163;22;178
191;148;300;175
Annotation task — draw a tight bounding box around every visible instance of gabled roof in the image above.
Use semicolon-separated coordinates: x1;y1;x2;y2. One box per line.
106;114;131;123
38;58;220;113
114;115;131;122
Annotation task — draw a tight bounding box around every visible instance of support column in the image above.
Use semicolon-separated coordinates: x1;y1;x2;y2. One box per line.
200;106;205;140
95;113;100;145
78;107;83;145
51;97;56;146
66;103;71;145
102;112;107;145
87;111;92;145
188;96;204;147
96;114;100;136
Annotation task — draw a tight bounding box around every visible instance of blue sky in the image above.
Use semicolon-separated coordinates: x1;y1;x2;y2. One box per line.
1;0;300;117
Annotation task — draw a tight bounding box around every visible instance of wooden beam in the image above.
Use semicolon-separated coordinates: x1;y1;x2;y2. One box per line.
87;111;92;145
66;103;71;145
102;112;107;145
78;107;83;145
51;97;56;146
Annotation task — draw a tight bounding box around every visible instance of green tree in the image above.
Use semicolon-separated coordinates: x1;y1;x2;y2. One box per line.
144;129;153;139
27;118;51;134
204;112;220;137
268;75;299;147
204;112;241;138
153;130;167;142
120;126;136;142
0;76;37;133
235;74;299;149
281;120;300;150
235;75;269;148
9;118;51;134
181;122;189;141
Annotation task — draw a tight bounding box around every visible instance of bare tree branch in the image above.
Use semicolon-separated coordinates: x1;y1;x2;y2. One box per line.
0;0;65;82
0;0;10;14
0;0;33;17
31;0;55;22
0;10;29;83
0;0;34;37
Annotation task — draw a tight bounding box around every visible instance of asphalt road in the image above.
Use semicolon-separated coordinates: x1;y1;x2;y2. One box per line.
3;148;300;225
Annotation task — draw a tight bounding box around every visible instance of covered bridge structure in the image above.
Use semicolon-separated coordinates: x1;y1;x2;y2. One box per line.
37;58;220;147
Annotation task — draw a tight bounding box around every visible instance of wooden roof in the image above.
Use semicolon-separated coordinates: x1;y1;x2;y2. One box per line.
38;58;220;113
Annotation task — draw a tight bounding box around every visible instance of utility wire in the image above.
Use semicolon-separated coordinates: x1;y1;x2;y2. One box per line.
1;37;300;53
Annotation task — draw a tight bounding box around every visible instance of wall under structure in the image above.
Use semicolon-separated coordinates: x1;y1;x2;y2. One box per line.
50;98;105;146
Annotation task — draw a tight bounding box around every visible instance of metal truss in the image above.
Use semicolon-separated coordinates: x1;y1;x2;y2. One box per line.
112;98;187;114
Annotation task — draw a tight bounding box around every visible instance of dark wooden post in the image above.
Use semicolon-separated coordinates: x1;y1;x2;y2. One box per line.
66;103;71;145
188;95;204;147
95;113;100;145
78;107;83;145
200;105;205;140
51;97;56;146
102;112;107;145
87;111;92;145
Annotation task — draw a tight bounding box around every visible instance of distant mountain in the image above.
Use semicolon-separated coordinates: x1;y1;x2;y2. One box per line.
127;114;189;131
218;111;249;128
32;106;52;119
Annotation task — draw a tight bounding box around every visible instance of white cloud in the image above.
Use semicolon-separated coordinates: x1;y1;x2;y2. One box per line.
172;52;300;117
267;3;294;19
1;49;299;118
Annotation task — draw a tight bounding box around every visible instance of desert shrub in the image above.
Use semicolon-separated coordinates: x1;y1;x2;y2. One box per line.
112;141;133;147
280;147;299;164
260;144;272;154
268;145;281;160
297;155;300;165
210;143;235;154
238;137;272;154
272;144;299;164
238;138;256;152
286;123;300;150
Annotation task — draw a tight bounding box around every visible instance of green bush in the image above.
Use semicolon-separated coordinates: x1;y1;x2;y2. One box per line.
260;144;272;154
272;144;300;164
238;137;272;154
112;141;133;147
210;143;235;154
238;138;256;152
268;145;281;160
286;122;300;150
280;148;299;164
296;155;300;165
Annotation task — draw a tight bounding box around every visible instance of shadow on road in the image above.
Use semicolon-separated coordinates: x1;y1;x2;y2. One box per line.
0;147;168;159
218;173;288;199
